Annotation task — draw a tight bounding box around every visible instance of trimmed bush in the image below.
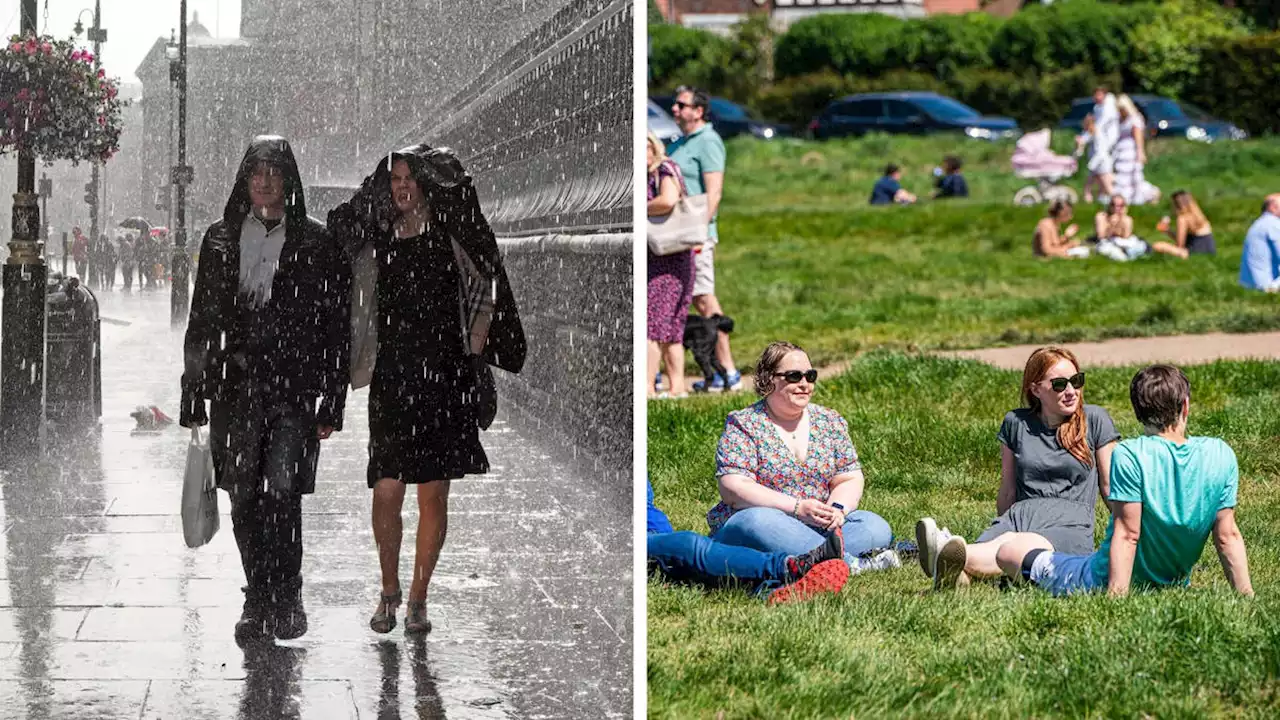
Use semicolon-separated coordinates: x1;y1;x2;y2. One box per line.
774;13;908;79
990;0;1153;76
1129;0;1249;99
1188;32;1280;135
648;24;729;90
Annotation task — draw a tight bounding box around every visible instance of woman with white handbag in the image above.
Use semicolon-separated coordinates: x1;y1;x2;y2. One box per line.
646;131;700;399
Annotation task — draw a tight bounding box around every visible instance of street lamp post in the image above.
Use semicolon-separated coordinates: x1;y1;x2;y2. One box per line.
75;1;106;289
0;0;47;463
171;0;192;326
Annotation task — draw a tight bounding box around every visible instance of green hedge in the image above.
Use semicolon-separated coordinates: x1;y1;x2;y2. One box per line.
755;66;1120;130
648;24;729;90
1188;32;1280;135
773;0;1148;80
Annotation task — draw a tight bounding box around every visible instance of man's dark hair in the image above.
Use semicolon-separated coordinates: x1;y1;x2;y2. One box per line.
884;163;900;176
674;85;711;118
1130;364;1190;430
943;156;963;173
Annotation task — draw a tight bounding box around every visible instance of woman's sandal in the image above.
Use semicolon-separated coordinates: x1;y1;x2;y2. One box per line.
370;590;403;634
404;600;432;634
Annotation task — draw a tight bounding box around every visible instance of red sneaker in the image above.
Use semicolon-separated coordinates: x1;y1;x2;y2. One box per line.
766;558;850;606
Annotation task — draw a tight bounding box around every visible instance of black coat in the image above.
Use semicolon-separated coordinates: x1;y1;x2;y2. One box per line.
180;136;351;492
327;143;525;374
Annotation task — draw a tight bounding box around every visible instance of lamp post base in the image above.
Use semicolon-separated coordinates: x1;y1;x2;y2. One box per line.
0;259;47;465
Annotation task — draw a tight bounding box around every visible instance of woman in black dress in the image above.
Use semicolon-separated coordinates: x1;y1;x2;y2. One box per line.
329;144;525;635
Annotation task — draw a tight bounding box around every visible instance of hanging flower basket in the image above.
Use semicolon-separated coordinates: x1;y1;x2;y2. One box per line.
0;33;126;164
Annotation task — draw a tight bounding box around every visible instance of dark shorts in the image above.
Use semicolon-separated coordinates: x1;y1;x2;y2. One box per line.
975;498;1095;555
1187;233;1216;255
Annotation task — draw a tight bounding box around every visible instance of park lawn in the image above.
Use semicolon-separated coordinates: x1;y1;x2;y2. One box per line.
705;134;1280;367
647;355;1280;719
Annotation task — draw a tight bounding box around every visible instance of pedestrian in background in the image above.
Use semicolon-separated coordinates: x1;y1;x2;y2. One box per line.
646;130;694;398
180;135;351;647
668;86;740;392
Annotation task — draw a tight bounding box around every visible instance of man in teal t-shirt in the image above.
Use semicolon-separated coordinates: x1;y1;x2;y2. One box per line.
991;364;1254;597
667;86;740;392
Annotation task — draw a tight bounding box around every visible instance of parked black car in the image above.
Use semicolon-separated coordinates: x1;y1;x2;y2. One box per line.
808;92;1020;141
1059;95;1247;142
651;95;790;140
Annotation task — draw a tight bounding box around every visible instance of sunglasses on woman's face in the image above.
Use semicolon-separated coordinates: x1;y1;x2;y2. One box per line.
774;369;819;384
1047;372;1086;393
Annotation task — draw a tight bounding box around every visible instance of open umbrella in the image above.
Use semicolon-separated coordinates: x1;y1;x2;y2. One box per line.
118;217;151;232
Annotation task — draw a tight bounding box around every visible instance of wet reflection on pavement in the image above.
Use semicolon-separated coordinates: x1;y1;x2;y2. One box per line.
0;292;630;718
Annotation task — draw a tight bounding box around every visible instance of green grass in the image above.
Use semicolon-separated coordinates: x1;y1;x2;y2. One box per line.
648;355;1280;718
707;134;1280;366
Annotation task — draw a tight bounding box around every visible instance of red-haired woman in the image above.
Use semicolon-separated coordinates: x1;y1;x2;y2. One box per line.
915;347;1120;589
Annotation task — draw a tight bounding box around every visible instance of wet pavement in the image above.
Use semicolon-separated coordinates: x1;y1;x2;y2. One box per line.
0;289;631;719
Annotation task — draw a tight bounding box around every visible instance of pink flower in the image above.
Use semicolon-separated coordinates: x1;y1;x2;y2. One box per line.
9;43;21;52
40;43;50;55
97;69;104;78
16;88;28;101
97;115;105;126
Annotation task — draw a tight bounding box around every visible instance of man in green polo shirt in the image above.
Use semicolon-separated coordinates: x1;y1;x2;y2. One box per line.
668;86;741;392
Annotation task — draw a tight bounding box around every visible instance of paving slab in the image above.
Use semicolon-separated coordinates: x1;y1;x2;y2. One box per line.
939;331;1280;370
0;289;631;718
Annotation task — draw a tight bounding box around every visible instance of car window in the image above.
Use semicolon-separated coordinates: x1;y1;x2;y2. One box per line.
884;100;917;119
647;100;665;119
912;96;980;121
1178;102;1215;121
1065;101;1092;121
709;98;750;121
832;99;881;117
1138;99;1185;120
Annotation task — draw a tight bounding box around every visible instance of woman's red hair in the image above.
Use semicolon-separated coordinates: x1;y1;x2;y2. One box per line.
1022;346;1092;468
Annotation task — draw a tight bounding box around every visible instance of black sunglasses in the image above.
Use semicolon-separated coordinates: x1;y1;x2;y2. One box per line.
1047;372;1086;393
673;100;700;111
774;369;819;384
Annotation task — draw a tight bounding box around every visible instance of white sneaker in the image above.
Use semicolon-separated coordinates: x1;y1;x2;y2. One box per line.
915;518;939;578
934;534;967;590
852;548;902;575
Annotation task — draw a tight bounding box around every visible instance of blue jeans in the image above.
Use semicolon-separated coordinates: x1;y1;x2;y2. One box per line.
647;531;792;590
711;506;893;566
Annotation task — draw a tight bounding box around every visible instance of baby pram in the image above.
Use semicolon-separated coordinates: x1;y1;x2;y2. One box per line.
1011;129;1079;207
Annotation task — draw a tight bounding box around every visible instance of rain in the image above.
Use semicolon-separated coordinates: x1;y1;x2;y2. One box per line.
0;1;632;717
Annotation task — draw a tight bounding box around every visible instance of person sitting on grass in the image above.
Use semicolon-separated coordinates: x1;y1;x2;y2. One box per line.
1034;201;1088;259
1155;190;1216;258
1239;193;1280;292
647;480;850;605
705;341;901;574
1093;195;1188;262
933;156;968;199
870;164;917;206
916;346;1120;590
989;364;1253;597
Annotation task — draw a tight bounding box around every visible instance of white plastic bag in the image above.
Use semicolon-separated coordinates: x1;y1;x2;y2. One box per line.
181;426;219;548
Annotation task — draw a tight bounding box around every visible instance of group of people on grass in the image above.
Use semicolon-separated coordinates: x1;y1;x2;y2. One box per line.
1033;189;1214;261
648;342;1253;603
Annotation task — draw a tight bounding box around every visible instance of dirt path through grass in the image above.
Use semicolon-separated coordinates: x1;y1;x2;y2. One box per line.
664;331;1280;395
937;330;1280;370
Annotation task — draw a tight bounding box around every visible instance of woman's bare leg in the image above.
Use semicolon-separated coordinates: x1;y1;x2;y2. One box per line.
409;480;451;604
661;342;685;396
1099;173;1115;198
372;478;407;595
647;340;661;397
995;533;1055;583
1151;241;1189;259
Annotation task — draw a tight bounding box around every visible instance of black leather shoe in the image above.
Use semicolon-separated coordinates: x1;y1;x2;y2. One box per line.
273;585;308;641
234;586;274;647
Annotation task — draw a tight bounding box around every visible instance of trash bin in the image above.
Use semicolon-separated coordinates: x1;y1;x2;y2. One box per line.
45;275;101;430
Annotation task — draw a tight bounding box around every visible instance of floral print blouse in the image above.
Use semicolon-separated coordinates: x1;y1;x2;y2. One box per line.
707;401;861;534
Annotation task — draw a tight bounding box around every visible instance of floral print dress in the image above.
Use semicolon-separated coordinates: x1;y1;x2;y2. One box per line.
707;401;861;534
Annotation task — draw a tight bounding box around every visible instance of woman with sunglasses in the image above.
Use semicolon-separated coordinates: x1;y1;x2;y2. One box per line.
916;346;1119;589
706;342;898;572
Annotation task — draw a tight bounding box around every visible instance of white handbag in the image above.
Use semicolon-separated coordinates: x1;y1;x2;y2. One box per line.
647;193;710;256
181;426;219;548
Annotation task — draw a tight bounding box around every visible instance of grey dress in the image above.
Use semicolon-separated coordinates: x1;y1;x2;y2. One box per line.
976;404;1121;554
